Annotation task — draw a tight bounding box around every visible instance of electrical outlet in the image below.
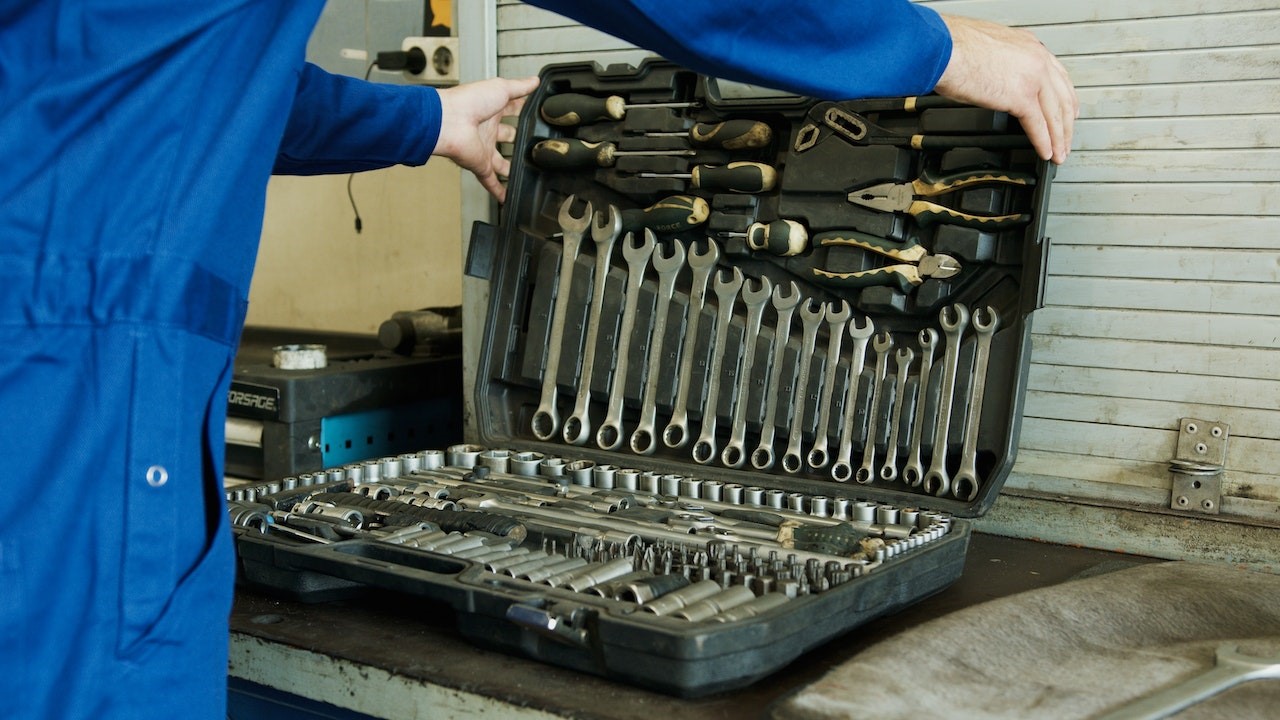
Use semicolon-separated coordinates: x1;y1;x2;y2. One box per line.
401;36;460;86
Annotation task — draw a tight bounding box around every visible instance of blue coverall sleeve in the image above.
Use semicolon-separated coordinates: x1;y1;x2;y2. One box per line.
273;63;443;175
524;0;952;100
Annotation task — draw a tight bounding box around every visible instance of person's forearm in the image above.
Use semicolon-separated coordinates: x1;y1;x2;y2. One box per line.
273;63;443;175
525;0;952;99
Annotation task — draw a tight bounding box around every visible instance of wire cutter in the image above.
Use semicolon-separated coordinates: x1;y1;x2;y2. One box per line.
810;230;961;292
847;168;1037;230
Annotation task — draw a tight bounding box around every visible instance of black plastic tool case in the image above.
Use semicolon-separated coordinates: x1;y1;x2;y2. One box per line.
231;58;1053;697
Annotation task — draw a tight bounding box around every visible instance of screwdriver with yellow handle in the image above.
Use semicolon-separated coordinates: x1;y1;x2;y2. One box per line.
645;119;774;149
721;219;808;256
620;195;710;235
639;161;778;194
540;93;699;126
530;138;695;169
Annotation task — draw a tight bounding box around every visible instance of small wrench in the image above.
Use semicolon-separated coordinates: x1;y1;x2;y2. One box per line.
923;303;970;496
663;238;721;449
692;267;744;464
830;316;875;482
879;347;915;481
628;240;687;455
780;299;826;473
595;229;656;450
1097;643;1280;720
902;328;938;487
749;282;802;470
532;195;592;441
721;275;773;468
952;306;999;501
562;205;621;445
855;331;894;484
807;301;853;469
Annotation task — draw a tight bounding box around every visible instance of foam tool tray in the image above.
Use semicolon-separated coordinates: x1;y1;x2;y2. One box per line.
229;58;1054;697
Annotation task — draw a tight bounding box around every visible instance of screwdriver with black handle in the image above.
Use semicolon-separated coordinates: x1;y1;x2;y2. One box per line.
721;219;807;256
620;195;710;234
540;93;699;126
645;119;774;149
530;138;695;169
639;161;778;194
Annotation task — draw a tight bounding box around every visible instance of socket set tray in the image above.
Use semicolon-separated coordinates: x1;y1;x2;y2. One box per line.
231;58;1054;697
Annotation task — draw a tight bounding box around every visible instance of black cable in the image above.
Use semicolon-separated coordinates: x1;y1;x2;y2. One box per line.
347;61;377;234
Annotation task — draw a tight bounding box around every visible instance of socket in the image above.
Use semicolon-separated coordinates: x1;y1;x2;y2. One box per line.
401;36;460;86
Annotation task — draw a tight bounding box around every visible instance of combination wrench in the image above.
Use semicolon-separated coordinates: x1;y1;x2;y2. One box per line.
780;299;827;474
663;238;721;449
878;347;915;481
901;328;938;487
830;316;875;482
952;306;999;501
807;301;853;469
692;268;744;465
721;275;773;468
1096;643;1280;720
532;195;592;441
749;282;802;470
562;205;621;445
628;240;687;454
855;331;894;484
595;229;656;450
922;303;970;497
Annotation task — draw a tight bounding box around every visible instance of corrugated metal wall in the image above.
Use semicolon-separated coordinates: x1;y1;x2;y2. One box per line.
494;0;1280;563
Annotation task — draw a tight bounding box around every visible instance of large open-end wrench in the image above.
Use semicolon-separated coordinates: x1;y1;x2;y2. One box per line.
923;303;970;496
721;275;773;468
878;347;916;481
1097;643;1280;720
663;238;721;449
628;240;687;455
807;301;853;469
562;205;622;445
855;331;894;484
830;316;875;482
749;282;802;470
780;299;827;473
952;306;999;501
692;267;744;464
595;229;656;450
902;328;938;487
532;195;593;441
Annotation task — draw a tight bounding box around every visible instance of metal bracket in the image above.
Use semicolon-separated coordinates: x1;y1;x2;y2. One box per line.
1169;418;1229;515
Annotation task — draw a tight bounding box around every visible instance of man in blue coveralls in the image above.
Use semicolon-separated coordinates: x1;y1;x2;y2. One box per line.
0;1;1074;717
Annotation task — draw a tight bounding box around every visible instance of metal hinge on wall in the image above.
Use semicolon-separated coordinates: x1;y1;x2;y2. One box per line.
1168;418;1229;515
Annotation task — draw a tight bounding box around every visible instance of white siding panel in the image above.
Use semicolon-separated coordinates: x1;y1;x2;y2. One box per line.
499;2;1280;556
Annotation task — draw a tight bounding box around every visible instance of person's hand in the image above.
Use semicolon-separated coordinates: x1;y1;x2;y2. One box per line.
934;15;1078;164
435;76;541;202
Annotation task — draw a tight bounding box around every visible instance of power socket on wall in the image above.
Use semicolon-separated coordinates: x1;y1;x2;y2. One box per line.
401;36;460;86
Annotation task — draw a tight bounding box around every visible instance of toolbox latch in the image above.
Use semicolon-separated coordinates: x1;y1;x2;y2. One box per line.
506;601;593;648
465;220;498;280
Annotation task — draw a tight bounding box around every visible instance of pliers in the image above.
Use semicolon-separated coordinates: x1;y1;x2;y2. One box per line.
848;168;1037;230
810;230;961;292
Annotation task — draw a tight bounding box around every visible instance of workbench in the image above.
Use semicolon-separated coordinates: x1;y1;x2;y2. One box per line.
228;533;1157;719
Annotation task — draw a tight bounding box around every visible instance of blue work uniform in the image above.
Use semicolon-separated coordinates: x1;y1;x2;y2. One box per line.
0;1;947;717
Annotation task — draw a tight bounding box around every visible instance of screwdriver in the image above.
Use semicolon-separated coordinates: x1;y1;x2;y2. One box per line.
638;161;777;194
723;219;808;256
620;195;710;235
645;120;774;150
540;93;700;126
529;138;695;170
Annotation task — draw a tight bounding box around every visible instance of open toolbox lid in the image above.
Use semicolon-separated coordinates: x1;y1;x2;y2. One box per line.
469;57;1055;519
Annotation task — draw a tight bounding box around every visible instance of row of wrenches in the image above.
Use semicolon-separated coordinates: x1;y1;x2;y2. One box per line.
530;195;998;501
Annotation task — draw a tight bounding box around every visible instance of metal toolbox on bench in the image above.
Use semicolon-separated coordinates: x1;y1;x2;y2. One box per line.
229;58;1054;697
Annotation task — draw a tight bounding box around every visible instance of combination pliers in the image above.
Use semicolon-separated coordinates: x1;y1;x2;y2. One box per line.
848;168;1037;230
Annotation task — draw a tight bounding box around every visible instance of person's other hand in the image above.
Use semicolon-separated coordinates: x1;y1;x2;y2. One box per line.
934;15;1078;164
435;76;541;202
